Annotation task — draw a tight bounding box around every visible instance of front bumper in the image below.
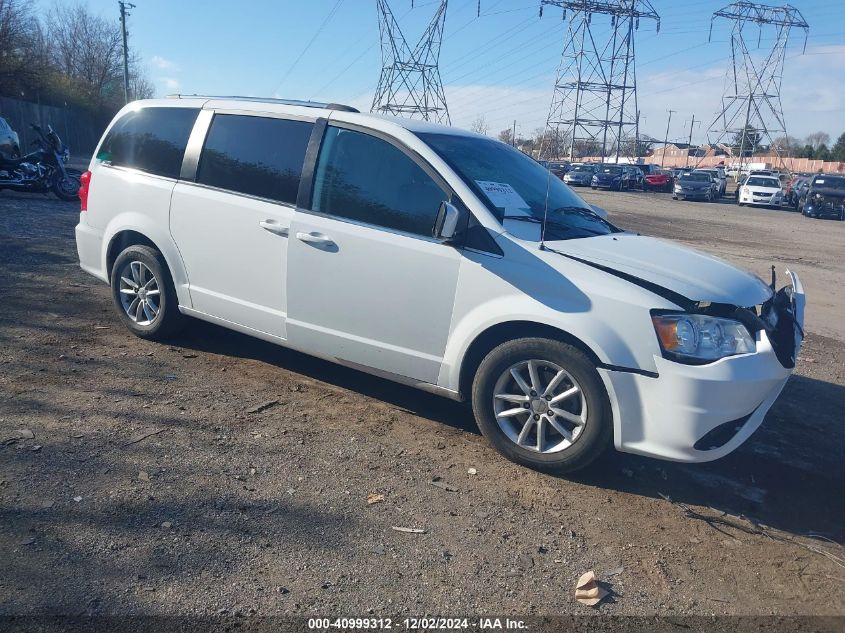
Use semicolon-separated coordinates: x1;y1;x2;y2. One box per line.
564;177;590;186
740;193;783;206
803;202;844;219
599;273;805;463
674;189;708;199
593;180;621;189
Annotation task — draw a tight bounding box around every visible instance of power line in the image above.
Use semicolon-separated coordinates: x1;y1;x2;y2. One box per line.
272;0;345;96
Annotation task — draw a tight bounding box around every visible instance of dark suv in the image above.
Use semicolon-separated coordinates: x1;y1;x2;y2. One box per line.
800;174;845;220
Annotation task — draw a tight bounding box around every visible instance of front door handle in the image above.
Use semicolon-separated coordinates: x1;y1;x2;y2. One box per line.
295;231;334;246
259;220;289;237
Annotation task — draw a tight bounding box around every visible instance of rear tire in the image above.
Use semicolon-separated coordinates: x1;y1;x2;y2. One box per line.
471;337;612;474
110;245;184;341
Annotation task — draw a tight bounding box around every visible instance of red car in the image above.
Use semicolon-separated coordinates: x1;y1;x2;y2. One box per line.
643;170;674;192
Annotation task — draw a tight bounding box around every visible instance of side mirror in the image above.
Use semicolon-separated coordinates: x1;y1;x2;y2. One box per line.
433;201;460;242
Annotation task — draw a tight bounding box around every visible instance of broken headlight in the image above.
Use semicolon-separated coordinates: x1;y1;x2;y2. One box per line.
651;313;756;363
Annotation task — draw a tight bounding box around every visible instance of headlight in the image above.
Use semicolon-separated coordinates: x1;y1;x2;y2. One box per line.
651;313;756;362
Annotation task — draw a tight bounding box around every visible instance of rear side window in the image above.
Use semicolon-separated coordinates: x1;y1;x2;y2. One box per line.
311;126;446;236
196;114;313;204
97;107;199;179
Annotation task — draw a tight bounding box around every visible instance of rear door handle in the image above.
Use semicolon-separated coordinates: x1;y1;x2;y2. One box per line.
259;220;289;237
295;231;334;246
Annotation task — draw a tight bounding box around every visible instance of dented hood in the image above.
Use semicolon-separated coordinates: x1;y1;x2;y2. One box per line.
546;233;773;306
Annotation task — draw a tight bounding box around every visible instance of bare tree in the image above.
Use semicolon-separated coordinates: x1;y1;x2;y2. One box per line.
469;115;489;135
0;0;44;94
497;128;513;145
805;131;831;151
46;3;123;106
771;135;801;155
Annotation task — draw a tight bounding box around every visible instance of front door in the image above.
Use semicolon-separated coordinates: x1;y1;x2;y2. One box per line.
286;125;462;384
169;112;313;338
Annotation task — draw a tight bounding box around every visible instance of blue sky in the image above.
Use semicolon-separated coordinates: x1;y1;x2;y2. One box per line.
46;0;845;143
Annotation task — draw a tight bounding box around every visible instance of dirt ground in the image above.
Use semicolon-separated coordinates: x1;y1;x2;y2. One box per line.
1;186;844;622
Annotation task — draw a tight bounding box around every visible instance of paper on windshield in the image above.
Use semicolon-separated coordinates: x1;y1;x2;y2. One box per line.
475;181;531;215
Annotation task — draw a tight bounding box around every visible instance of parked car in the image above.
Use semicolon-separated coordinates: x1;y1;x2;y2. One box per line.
673;171;718;201
563;163;597;186
785;175;808;209
643;169;674;192
625;165;645;189
75;96;806;473
800;174;845;220
792;176;813;209
697;167;727;198
734;175;748;201
737;175;784;208
547;160;570;179
591;164;628;190
0;116;20;159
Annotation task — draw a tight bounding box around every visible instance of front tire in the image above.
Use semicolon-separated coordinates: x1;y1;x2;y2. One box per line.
110;245;184;340
471;338;612;474
52;170;81;201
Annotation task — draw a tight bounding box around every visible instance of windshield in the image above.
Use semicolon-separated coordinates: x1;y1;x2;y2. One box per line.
746;177;779;187
680;172;710;182
418;133;618;240
598;165;623;174
571;164;594;173
813;176;845;189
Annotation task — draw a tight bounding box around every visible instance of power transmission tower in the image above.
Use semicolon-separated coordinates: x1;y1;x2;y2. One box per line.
371;0;450;125
118;1;136;104
539;0;659;162
704;2;809;172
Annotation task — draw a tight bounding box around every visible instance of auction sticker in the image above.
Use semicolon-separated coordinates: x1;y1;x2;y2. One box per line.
474;181;531;214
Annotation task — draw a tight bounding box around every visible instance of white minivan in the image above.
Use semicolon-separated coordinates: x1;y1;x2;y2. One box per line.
75;96;805;472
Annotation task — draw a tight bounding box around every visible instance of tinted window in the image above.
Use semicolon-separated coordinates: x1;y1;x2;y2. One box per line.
97;107;199;178
197;114;313;204
311;126;446;236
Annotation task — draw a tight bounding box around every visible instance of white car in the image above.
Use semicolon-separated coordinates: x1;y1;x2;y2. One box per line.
738;175;785;207
75;96;805;472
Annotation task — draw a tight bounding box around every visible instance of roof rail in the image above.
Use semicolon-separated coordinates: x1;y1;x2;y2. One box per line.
166;94;359;113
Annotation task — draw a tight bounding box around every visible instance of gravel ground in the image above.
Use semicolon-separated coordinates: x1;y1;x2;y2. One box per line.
1;187;844;622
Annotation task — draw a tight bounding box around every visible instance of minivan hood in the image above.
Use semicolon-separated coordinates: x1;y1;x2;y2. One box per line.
545;233;773;306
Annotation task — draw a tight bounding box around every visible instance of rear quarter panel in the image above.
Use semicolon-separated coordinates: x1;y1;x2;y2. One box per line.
85;166;190;306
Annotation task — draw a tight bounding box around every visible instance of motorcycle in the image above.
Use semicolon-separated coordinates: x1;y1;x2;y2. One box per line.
0;123;81;202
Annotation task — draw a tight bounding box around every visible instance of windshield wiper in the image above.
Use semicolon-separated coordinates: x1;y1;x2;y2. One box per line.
502;214;601;237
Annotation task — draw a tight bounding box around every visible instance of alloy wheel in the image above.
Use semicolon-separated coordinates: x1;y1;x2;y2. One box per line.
492;360;587;454
118;260;161;326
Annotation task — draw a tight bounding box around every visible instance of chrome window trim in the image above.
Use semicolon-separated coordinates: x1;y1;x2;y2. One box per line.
175;179;298;210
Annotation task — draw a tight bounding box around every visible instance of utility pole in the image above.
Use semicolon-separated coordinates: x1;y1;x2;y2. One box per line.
118;1;136;104
512;120;516;148
684;114;700;168
661;110;675;168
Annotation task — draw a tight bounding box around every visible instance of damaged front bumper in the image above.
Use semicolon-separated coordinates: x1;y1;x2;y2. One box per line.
599;271;805;463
